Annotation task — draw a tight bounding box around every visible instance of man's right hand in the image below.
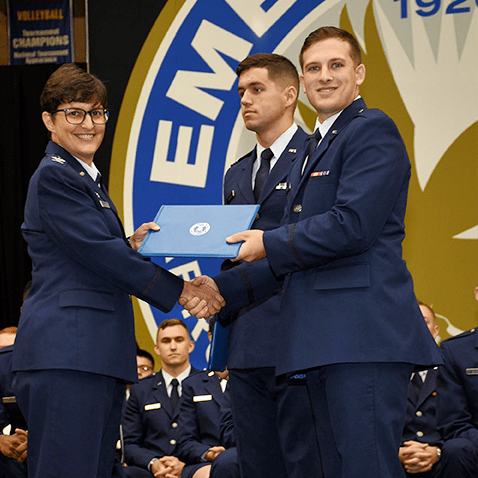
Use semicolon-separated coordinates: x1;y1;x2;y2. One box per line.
179;277;225;319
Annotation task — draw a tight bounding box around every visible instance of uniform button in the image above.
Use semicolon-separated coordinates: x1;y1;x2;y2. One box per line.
416;411;423;417
170;439;177;445
416;431;424;438
293;204;302;213
171;422;178;428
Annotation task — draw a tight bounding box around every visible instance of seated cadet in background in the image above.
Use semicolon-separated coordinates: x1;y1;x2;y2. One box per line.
400;301;443;477
0;282;31;478
137;349;155;381
122;319;198;478
436;286;478;477
0;326;27;478
176;319;239;478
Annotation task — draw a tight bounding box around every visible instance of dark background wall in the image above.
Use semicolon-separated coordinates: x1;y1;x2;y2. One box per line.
0;0;166;329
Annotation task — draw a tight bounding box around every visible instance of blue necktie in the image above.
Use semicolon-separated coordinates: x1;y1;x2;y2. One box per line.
254;148;273;201
302;129;322;175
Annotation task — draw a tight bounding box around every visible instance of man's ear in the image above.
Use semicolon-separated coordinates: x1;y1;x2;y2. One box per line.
153;343;161;356
284;85;298;108
42;111;55;134
188;340;195;354
355;63;366;87
299;74;307;95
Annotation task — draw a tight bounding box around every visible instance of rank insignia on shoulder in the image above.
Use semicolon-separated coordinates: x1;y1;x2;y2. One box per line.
51;155;65;164
311;170;330;177
99;200;110;209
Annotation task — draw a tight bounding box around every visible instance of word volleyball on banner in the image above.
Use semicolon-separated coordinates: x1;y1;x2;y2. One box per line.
7;0;73;65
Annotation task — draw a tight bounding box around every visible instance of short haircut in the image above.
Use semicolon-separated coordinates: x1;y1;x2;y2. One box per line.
0;326;17;336
417;300;436;318
236;53;299;91
157;318;190;340
40;63;108;113
299;26;362;69
137;348;155;368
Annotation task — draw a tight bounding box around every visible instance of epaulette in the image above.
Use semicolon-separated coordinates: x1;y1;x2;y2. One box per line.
443;327;476;342
228;151;252;170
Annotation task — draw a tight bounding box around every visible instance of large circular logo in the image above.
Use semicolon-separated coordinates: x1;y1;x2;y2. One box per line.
111;0;478;368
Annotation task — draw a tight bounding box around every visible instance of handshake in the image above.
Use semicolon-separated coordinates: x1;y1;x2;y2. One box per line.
177;229;267;319
179;276;225;319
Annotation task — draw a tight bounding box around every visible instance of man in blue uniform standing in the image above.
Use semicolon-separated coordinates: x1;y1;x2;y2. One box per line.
219;53;321;478
437;286;478;477
183;27;443;477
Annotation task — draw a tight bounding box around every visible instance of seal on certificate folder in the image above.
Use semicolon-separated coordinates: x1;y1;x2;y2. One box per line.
190;222;210;236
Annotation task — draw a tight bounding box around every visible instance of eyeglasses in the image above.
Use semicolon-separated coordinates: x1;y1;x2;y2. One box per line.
51;108;109;125
137;366;153;372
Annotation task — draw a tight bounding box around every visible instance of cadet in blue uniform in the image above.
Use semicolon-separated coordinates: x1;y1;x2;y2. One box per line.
437;286;478;478
12;64;224;478
177;370;239;478
122;319;199;478
219;53;321;478
0;338;27;478
400;302;443;477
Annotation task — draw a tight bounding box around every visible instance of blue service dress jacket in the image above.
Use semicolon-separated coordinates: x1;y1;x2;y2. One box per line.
402;368;442;446
13;141;184;383
221;126;308;369
215;98;443;376
437;328;478;449
122;369;197;470
176;370;232;464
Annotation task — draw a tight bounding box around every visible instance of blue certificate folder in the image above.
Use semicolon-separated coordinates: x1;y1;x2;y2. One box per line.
138;205;260;258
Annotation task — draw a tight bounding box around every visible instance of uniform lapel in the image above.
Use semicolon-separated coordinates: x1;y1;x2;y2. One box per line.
258;131;303;203
291;99;367;202
153;371;173;418
235;149;257;204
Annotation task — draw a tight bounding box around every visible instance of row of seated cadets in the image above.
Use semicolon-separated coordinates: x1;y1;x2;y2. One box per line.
119;318;239;478
399;292;478;478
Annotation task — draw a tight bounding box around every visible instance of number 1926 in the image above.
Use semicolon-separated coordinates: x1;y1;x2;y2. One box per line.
394;0;476;18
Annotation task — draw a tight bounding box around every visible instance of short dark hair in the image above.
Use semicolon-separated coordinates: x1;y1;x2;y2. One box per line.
417;300;435;318
236;53;299;91
40;63;108;113
137;348;155;368
157;318;190;340
299;26;362;69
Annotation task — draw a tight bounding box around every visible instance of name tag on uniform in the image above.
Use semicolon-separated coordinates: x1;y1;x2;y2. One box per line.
99;200;110;209
144;402;162;410
193;394;213;402
466;368;478;376
275;182;287;190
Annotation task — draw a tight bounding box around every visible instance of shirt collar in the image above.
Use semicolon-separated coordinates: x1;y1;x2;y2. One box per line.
256;123;298;164
161;365;191;394
73;155;100;181
314;95;361;139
